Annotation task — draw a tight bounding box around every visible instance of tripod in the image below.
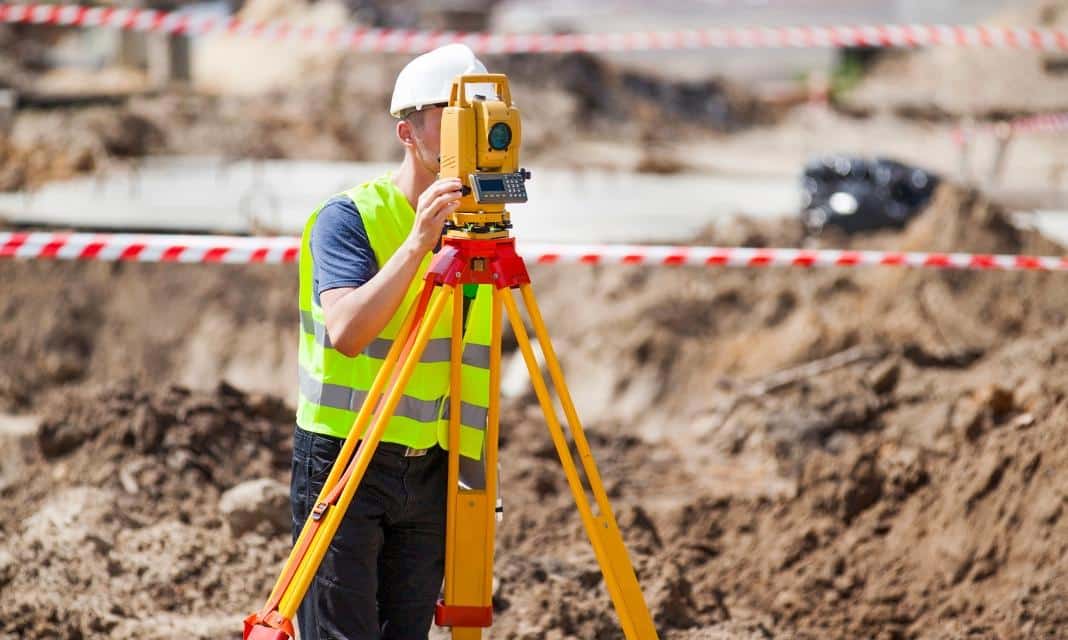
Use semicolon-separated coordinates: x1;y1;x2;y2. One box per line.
245;234;659;640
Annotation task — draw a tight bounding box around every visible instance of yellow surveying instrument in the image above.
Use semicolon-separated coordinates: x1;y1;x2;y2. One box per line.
245;74;660;640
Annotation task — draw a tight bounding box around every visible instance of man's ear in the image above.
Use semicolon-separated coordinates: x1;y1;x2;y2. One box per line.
396;119;416;148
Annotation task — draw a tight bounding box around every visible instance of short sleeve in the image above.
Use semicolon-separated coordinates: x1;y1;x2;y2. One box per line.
310;197;379;305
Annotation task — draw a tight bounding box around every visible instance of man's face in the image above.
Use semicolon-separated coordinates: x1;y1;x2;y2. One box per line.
404;107;444;173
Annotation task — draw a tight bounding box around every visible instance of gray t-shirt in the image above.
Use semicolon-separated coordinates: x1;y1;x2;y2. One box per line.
310;196;377;305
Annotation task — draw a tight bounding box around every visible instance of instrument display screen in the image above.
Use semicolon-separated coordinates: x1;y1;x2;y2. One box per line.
479;178;505;192
470;172;527;204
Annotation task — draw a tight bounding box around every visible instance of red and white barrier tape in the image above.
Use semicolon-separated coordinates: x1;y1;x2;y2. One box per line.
0;232;301;264
2;4;1067;52
3;232;1067;271
953;112;1068;144
1005;112;1068;135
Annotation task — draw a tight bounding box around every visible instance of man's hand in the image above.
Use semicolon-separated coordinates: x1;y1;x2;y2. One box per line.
407;178;462;254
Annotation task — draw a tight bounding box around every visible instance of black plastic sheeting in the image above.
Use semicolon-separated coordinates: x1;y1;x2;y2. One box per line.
801;156;940;234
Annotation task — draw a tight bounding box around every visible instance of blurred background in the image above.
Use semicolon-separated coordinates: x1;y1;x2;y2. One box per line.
2;0;1066;239
1;2;1068;639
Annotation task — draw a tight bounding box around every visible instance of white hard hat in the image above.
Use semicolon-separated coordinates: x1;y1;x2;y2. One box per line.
390;43;490;118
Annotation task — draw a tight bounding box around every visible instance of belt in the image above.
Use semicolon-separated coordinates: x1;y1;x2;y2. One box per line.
299;429;433;458
373;441;432;457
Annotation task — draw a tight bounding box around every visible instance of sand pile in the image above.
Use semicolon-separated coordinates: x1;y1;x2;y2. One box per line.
844;0;1068;117
1;183;1066;638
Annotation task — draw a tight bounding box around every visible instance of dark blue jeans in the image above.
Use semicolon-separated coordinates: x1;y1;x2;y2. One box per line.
290;427;448;640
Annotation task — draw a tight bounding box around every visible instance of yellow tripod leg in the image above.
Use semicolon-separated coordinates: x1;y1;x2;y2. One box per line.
440;286;502;639
503;285;660;640
258;283;428;617
277;286;455;619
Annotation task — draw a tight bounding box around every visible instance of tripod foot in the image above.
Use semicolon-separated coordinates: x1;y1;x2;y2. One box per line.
243;612;293;640
435;600;493;628
244;626;290;640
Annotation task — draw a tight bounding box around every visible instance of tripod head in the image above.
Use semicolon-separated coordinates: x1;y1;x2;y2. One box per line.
439;73;530;240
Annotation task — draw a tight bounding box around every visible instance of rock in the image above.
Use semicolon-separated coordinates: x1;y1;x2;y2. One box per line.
772;589;804;621
881;447;929;499
617;505;663;555
965;453;1012;513
219;478;290;537
0;548;14;587
777;528;821;570
37;419;94;459
952;399;986;442
1011;413;1036;430
646;561;699;630
866;358;901;395
976;385;1015;415
801;448;884;523
1034;491;1064;526
841;452;884;523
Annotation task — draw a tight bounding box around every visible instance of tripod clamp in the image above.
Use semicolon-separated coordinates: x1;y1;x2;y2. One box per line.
427;236;531;289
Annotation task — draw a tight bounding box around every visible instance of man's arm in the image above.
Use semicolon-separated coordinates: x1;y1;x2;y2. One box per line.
322;178;462;357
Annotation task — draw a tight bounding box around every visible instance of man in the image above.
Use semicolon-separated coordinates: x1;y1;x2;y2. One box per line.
291;44;494;640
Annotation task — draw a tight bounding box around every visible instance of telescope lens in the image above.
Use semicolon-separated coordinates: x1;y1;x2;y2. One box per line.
488;123;512;150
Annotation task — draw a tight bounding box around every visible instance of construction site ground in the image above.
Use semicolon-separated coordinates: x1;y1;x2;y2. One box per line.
2;184;1067;639
3;1;1068;638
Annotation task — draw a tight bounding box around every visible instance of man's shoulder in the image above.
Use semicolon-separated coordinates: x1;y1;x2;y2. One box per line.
320;194;360;217
314;196;364;234
312;194;371;255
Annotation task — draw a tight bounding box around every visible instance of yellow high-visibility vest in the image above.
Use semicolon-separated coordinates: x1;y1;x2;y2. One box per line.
296;175;492;459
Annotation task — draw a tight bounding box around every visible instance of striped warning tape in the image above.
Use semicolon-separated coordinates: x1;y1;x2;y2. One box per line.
1004;112;1068;135
952;113;1068;147
0;232;300;263
2;232;1066;271
953;112;1068;144
2;4;1067;52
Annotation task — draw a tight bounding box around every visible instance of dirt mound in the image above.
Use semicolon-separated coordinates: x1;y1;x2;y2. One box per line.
843;0;1068;117
1;1;779;193
469;326;1068;639
1;182;1067;637
531;185;1067;453
493;51;772;134
0;382;294;639
1;44;772;192
0;261;296;413
668;331;1068;639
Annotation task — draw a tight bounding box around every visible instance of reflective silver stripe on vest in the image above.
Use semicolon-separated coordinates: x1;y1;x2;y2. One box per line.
302;311;491;371
461;344;491;369
300;309;333;349
365;337;454;363
441;398;489;431
299;366;444;423
301;311;460;365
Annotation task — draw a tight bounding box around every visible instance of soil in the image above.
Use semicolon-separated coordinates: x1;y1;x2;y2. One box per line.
2;183;1067;638
843;0;1068;118
0;46;771;193
0;382;295;640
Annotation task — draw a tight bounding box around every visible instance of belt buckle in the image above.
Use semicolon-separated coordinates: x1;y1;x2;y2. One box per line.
404;446;429;457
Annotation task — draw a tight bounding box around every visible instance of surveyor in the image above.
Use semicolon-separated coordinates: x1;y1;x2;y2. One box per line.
291;44;493;640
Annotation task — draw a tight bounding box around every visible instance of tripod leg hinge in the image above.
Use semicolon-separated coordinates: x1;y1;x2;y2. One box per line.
434;601;493;628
